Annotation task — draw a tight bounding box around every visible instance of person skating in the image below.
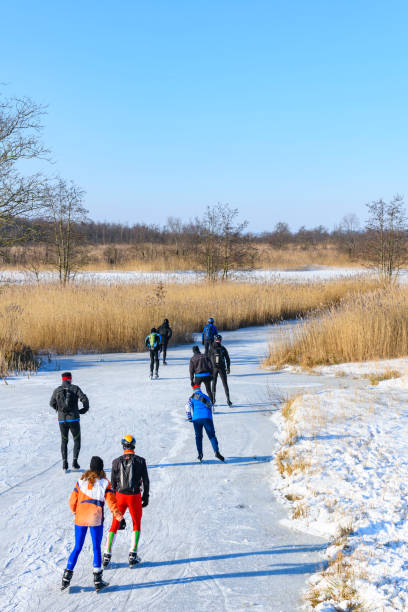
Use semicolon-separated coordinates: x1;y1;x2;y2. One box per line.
210;334;232;406
202;317;218;355
189;345;214;403
157;318;172;365
61;456;123;593
103;435;150;568
185;382;224;463
145;328;162;379
50;371;89;471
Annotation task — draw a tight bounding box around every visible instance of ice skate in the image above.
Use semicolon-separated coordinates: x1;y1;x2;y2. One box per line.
93;570;109;592
61;569;73;591
215;451;225;462
72;459;80;470
102;552;111;568
129;551;141;566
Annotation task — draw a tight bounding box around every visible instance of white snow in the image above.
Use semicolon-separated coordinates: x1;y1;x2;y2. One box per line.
271;367;408;610
0;266;369;285
0;325;330;612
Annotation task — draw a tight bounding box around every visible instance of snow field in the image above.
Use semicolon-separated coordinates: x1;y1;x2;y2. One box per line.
271;369;408;611
0;325;326;612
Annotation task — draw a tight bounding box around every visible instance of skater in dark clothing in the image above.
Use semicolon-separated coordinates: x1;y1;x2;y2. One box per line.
202;317;218;355
61;456;123;593
145;328;162;379
185;382;224;462
103;435;150;568
157;318;172;364
210;334;232;406
189;345;214;403
50;372;89;471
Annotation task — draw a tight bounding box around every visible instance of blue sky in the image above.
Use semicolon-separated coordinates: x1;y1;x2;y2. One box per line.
3;1;408;231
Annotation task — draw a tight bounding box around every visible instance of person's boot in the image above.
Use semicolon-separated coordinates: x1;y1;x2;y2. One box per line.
102;552;111;568
149;372;153;380
62;460;68;472
129;551;141;566
61;569;73;591
197;454;203;462
72;459;80;470
154;371;159;379
227;399;233;407
215;451;225;462
93;569;109;592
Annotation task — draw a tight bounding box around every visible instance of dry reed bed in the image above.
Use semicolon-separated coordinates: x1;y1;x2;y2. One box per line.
267;287;408;367
0;278;378;358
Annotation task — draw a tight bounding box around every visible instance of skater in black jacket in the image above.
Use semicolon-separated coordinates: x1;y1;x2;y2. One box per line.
157;318;172;364
50;372;89;471
103;435;150;568
189;346;214;403
210;335;232;406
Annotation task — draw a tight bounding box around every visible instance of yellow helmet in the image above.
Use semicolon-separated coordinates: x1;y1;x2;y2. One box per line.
121;434;135;449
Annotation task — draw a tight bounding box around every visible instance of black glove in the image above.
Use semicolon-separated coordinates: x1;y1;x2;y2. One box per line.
118;518;126;530
142;497;149;508
78;407;88;414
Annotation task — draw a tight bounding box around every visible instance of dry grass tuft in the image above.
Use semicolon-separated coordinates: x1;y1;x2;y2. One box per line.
363;369;401;385
266;287;408;368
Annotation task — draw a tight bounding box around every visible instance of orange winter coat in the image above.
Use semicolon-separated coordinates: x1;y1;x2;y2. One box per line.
69;477;122;527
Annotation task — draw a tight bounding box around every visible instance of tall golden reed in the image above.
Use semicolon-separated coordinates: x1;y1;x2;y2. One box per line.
266;287;408;367
0;278;378;358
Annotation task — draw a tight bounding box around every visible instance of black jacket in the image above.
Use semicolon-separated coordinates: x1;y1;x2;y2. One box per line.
111;453;150;499
189;352;213;383
157;322;172;342
210;344;230;371
50;381;89;422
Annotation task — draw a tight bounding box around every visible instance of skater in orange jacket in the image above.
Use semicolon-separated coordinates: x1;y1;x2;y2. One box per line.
61;456;123;592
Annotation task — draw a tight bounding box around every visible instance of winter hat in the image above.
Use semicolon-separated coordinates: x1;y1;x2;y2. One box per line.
192;345;200;354
61;371;72;381
151;327;157;333
90;456;104;473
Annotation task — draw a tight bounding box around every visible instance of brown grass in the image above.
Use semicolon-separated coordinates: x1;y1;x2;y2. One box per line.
0;278;379;363
266;287;408;368
363;369;401;385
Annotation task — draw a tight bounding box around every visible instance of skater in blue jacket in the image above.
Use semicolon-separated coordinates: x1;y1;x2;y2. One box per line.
202;317;218;355
185;382;224;463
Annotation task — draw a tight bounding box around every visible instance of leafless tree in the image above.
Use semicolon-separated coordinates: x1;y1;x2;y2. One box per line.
0;94;49;254
43;179;88;284
365;195;408;282
196;203;250;280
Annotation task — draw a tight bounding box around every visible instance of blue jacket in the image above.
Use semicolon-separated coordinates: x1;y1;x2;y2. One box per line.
202;323;218;343
185;389;213;421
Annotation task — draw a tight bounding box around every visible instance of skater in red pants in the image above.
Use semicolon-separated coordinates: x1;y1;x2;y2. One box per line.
103;435;150;567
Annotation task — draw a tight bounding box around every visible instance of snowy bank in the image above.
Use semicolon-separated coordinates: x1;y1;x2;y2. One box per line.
0;266;368;285
271;371;408;610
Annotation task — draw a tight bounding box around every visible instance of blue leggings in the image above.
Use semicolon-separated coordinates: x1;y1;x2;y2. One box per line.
193;418;219;455
67;524;104;570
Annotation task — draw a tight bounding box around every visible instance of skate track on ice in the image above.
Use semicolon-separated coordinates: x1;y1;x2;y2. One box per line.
0;324;354;611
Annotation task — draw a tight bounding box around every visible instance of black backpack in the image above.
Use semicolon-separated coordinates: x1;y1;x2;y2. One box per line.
212;346;225;369
57;387;77;414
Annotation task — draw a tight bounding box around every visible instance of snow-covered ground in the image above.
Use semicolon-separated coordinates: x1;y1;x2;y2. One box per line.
0;266;369;285
0;325;341;612
271;362;408;611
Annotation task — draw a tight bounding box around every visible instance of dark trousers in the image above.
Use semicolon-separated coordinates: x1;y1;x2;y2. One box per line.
193;375;214;404
193;418;219;455
212;368;230;402
204;340;213;356
59;421;81;462
162;339;168;362
150;349;160;374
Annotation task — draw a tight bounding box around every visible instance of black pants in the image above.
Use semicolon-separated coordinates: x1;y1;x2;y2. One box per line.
193;376;214;404
59;421;81;462
212;368;230;402
162;339;168;362
150;349;160;374
204;340;213;356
